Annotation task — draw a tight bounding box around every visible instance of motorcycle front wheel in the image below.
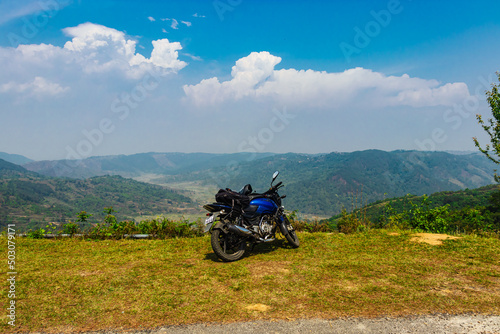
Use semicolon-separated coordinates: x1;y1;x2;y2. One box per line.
283;216;300;248
211;228;246;262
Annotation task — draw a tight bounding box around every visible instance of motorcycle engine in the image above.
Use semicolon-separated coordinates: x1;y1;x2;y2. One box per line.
259;215;274;238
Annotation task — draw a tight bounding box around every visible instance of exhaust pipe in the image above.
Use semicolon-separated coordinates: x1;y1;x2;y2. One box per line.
258;237;275;243
228;225;253;237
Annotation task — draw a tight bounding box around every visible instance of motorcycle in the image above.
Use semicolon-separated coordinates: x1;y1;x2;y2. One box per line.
203;171;299;262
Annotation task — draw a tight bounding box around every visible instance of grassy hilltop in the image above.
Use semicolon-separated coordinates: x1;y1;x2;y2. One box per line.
1;231;498;333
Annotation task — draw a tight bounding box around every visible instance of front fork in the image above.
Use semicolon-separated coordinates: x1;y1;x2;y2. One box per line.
276;206;293;237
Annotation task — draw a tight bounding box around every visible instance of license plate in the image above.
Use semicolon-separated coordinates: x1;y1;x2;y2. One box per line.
204;215;215;233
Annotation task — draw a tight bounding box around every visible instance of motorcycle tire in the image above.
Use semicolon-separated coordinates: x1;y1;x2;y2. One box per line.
283;216;300;248
211;228;246;262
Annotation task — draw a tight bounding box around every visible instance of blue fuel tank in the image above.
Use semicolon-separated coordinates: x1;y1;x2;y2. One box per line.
249;197;279;215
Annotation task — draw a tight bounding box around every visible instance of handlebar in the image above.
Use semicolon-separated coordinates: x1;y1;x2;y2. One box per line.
268;182;284;192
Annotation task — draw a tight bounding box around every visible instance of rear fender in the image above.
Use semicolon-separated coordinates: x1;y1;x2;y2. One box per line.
210;222;226;234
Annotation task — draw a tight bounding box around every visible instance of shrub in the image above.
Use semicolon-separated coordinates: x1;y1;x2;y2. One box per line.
337;208;364;234
61;222;80;235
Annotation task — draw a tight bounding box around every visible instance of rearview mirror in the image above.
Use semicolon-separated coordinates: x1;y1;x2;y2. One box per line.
272;171;279;184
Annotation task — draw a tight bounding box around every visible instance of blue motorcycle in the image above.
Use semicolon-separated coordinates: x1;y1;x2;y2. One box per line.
203;171;299;262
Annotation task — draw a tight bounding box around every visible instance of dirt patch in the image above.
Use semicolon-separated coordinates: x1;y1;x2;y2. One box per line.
410;233;461;245
245;304;270;312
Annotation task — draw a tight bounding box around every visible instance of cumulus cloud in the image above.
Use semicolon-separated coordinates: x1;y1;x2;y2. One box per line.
183;51;470;109
62;23;186;76
0;22;187;98
181;21;192;27
130;39;186;71
147;16;155;22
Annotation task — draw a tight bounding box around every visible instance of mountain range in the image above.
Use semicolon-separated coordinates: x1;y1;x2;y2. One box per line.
166;150;497;216
0;158;193;229
21;152;276;179
0;152;33;166
2;150;496;218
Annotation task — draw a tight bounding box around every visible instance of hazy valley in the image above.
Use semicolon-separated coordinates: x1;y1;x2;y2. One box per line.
0;149;497;229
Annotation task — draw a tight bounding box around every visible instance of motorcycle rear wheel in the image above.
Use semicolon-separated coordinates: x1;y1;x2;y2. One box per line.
211;228;246;262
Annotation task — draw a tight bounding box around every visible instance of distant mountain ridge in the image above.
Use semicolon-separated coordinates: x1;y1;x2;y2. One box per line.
166;150;498;216
5;149;500;218
0;158;27;173
23;152;277;179
0;152;33;165
0;158;39;178
0;161;194;228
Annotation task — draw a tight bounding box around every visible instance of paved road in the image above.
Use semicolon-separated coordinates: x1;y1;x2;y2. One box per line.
91;314;500;333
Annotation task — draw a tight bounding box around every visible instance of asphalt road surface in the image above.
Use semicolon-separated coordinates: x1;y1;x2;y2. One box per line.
87;314;500;333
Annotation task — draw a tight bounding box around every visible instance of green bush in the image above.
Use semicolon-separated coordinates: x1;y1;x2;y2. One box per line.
61;222;80;235
408;196;451;233
337;208;365;234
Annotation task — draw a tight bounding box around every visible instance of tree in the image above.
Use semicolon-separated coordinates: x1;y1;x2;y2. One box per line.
76;211;92;223
474;72;500;182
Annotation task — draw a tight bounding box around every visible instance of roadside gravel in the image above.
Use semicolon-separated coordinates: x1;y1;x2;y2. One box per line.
85;314;500;334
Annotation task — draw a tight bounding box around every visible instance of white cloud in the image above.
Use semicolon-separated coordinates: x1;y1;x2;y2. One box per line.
170;18;179;30
148;16;155;22
192;13;206;18
183;51;470;109
0;22;188;103
181;21;192;27
130;39;186;71
63;23;186;76
183;53;202;61
161;18;180;30
0;23;186;82
0;76;69;96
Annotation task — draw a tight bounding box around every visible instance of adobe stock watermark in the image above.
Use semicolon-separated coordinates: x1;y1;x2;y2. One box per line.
339;0;404;63
208;106;295;187
408;73;497;168
7;0;73;46
213;0;242;21
6;224;17;327
56;67;165;176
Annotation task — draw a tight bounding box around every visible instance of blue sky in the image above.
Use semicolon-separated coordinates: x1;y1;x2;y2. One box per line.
0;0;499;160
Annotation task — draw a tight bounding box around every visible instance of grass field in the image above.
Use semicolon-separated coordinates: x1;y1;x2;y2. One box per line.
1;230;499;333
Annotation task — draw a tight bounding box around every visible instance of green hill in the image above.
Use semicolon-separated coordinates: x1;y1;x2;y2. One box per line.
4;150;496;222
0;167;194;229
0;158;27;173
0;158;40;179
0;152;33;165
171;150;497;216
326;184;500;224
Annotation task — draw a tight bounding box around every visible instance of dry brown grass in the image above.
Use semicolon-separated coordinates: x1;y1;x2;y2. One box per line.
1;230;499;333
410;233;461;245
